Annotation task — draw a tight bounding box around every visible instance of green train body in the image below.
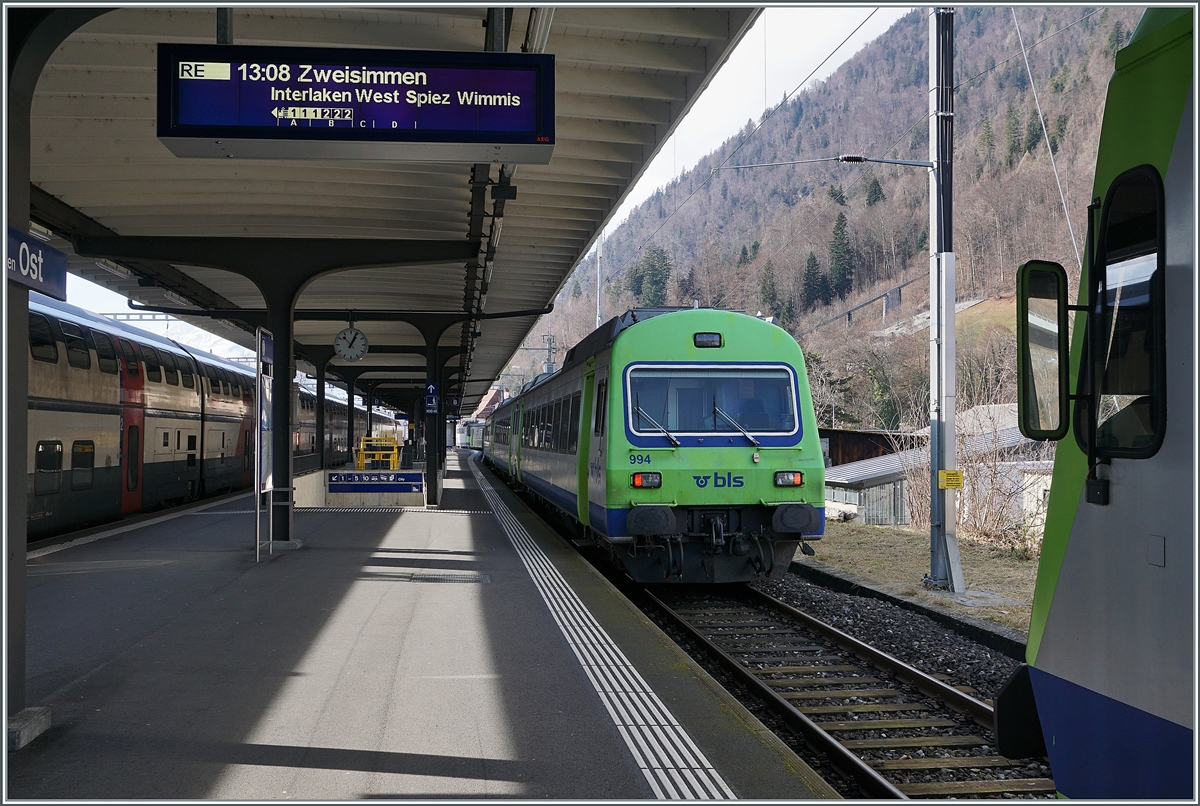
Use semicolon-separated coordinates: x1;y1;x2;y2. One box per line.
483;308;825;583
996;9;1193;799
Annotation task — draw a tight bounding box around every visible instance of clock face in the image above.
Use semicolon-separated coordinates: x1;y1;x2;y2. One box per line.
334;327;369;362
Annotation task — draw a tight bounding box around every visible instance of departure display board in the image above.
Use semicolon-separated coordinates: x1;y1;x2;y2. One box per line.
158;44;554;163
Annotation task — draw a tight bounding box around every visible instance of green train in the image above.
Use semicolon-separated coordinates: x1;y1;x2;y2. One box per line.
482;307;825;583
996;8;1192;799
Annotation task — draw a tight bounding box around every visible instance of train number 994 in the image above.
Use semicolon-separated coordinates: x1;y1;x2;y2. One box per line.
629;453;652;465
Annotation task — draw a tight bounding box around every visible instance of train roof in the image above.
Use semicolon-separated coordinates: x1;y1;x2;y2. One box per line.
30;291;253;378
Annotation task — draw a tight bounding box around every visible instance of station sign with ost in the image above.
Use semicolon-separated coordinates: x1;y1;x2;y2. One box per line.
158;43;555;163
7;228;67;301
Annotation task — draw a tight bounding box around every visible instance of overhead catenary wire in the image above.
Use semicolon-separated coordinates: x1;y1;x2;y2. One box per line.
1011;7;1083;271
583;7;1100;343
626;8;881;260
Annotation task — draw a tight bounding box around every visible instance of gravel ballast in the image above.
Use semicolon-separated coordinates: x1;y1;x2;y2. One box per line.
755;574;1022;702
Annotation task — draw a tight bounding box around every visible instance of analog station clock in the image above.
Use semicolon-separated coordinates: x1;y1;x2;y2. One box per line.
333;327;369;362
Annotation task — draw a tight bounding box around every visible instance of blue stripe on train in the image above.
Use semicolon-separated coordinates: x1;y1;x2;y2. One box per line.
520;469;826;540
1029;666;1193;799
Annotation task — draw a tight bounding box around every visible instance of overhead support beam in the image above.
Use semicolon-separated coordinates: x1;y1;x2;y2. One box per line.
30;185;239;312
73;235;481;526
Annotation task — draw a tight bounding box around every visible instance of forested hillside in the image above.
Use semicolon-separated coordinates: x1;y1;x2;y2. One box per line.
502;7;1144;432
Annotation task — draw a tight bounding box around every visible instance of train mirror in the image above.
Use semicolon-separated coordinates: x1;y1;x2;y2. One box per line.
1017;260;1070;441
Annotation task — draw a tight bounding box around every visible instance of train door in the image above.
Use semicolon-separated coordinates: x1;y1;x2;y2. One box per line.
513;403;523;483
121;409;144;514
587;366;610;534
117;337;144;515
576;366;596;525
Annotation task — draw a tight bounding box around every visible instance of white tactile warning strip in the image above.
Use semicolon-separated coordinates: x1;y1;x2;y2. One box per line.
468;457;736;800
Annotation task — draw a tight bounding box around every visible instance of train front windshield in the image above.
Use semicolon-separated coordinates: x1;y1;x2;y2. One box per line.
628;365;798;434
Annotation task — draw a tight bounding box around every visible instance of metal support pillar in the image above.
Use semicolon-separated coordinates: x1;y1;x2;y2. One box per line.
216;8;232;44
927;7;964;593
265;296;296;541
7;7;107;742
6;286;29;718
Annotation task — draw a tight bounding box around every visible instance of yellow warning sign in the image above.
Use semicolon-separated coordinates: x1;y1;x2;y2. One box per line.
938;470;964;490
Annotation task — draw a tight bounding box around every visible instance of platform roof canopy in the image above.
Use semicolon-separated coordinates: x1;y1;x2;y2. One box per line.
27;6;757;411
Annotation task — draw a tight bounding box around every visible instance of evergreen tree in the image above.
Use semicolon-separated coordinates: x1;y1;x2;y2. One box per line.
629;244;673;307
1003;102;1023;167
737;245;750;266
865;175;887;206
570;279;582;298
801;252;824;310
759;259;779;313
977;117;995;163
1105;20;1126;57
827;184;847;206
1025;110;1045;153
829;212;853;298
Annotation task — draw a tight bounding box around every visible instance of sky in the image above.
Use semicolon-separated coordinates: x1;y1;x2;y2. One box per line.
65;6;913;351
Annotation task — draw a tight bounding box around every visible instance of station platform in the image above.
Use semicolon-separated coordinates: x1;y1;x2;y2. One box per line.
8;451;837;800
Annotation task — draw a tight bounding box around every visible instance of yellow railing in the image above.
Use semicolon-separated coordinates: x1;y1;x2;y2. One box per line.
356;437;399;470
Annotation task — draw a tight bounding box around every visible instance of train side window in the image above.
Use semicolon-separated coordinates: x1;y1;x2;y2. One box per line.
1076;165;1166;458
59;322;91;370
178;355;195;389
203;365;219;397
28;313;59;363
71;441;95;489
118;339;140;377
568;392;582;453
91;331;119;374
141;345;162;383
127;426;140;490
552;399;564;451
34;441;62;495
219;369;231;396
163;430;170;448
160;351;179;385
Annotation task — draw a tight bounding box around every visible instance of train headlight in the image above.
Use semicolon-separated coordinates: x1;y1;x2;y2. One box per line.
631;472;662;489
774;471;804;487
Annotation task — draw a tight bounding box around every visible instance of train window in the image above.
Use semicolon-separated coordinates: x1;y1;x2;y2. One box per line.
34;441;62;495
219;369;231;397
127;426;140;490
71;441;95;489
1077;165;1166;459
568;392;582;453
178;355;195;389
59;322;91;370
163;430;170;448
28;313;58;363
160;351;179;385
141;345;162;383
118;339;139;377
628;365;797;434
595;380;608;436
91;331;119;374
553;399;564;451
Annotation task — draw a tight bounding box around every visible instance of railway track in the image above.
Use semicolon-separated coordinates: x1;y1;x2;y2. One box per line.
647;587;1056;799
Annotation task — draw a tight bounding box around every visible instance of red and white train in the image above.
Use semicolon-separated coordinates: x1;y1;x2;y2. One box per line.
26;293;399;540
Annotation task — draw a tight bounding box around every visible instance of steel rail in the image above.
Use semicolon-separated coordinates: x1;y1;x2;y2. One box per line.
644;589;907;800
745;587;996;728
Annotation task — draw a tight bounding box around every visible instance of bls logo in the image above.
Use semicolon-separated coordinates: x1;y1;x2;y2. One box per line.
693;473;744;488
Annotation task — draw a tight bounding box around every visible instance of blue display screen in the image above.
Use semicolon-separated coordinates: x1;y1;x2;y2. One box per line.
159;44;554;146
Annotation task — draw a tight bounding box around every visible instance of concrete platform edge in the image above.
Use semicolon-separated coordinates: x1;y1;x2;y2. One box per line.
476;460;841;799
7;707;51;752
789;559;1028;662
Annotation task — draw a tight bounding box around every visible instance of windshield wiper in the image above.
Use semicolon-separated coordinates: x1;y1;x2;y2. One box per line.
714;406;760;446
634;406;680;446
